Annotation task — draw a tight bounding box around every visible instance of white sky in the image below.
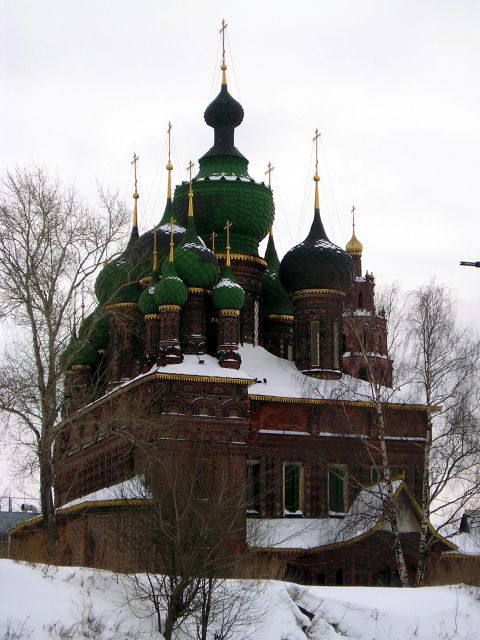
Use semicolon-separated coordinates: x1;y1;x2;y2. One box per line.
1;1;480;500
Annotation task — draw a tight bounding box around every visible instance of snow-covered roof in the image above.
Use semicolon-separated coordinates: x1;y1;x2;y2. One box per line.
248;481;402;550
447;532;480;556
60;476;148;510
247;481;457;552
238;345;421;407
78;344;428;416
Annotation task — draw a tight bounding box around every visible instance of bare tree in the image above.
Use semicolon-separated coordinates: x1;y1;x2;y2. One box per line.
119;446;258;640
344;281;480;585
342;283;411;586
405;282;480;584
0;166;127;551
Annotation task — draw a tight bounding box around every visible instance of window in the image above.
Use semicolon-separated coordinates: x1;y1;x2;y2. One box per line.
283;463;303;514
328;465;346;513
333;321;340;369
310;320;320;367
253;299;260;346
371;466;385;485
247;461;260;512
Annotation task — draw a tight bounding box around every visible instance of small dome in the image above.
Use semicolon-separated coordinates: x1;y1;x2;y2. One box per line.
346;230;363;256
63;335;98;369
212;265;245;310
131;198;186;279
174;216;219;290
78;310;109;351
262;234;294;317
108;282;141;306
154;259;188;307
95;229;139;304
279;210;354;294
204;85;244;129
138;271;160;315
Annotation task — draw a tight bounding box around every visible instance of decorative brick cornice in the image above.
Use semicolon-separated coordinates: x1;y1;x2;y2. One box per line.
215;252;267;267
105;302;138;310
292;288;345;299
219;309;240;317
267;314;294;322
159;304;181;312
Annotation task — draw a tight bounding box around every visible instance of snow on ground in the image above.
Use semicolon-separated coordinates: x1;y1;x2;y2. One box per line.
0;560;479;640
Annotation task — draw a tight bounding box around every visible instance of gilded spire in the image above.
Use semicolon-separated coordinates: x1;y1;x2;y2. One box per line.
265;162;274;190
168;217;175;263
224;220;232;267
153;225;158;271
187;160;194;218
220;19;228;85
131;152;139;229
346;205;363;256
166;122;173;200
313;129;321;210
211;230;217;252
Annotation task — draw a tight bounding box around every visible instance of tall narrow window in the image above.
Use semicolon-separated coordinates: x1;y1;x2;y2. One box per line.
371;466;385;485
310;320;320;367
333;321;340;369
283;463;303;514
253;299;260;346
328;466;346;513
247;461;260;512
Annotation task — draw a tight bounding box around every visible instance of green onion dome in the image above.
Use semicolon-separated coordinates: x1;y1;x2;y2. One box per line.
95;228;139;304
107;281;142;306
138;270;160;315
154;258;188;307
279;209;354;294
78;309;110;351
173;214;219;290
261;234;294;316
130;198;186;281
212;265;245;311
61;333;98;370
172;84;274;256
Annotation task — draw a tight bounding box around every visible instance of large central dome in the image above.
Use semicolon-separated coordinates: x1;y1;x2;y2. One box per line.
172;79;274;256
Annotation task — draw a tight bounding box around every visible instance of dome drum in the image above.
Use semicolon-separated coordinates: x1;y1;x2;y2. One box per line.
157;308;183;366
172;180;274;257
292;291;345;380
180;289;208;355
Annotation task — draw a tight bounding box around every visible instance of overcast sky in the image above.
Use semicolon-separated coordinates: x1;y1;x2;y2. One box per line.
1;0;479;501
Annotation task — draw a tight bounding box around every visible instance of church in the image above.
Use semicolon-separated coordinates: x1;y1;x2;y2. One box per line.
12;33;455;586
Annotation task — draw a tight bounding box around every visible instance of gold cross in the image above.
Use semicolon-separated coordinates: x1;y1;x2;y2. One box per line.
224;220;232;249
167;122;172;163
186;160;194;184
351;205;356;230
219;19;228;66
312;129;321;175
265;162;274;189
211;230;217;252
131;152;139;191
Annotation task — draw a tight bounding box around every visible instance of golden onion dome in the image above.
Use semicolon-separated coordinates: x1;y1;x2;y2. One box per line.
346;230;363;256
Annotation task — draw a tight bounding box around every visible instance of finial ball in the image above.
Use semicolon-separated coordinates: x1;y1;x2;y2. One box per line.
166;161;173;171
313;174;320;183
133;190;139;199
221;63;227;71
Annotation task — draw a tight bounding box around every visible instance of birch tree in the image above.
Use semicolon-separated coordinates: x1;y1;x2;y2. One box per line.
0;166;127;552
406;282;480;584
345;281;480;585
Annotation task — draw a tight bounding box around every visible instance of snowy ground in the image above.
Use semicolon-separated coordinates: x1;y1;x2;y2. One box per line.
0;560;479;639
